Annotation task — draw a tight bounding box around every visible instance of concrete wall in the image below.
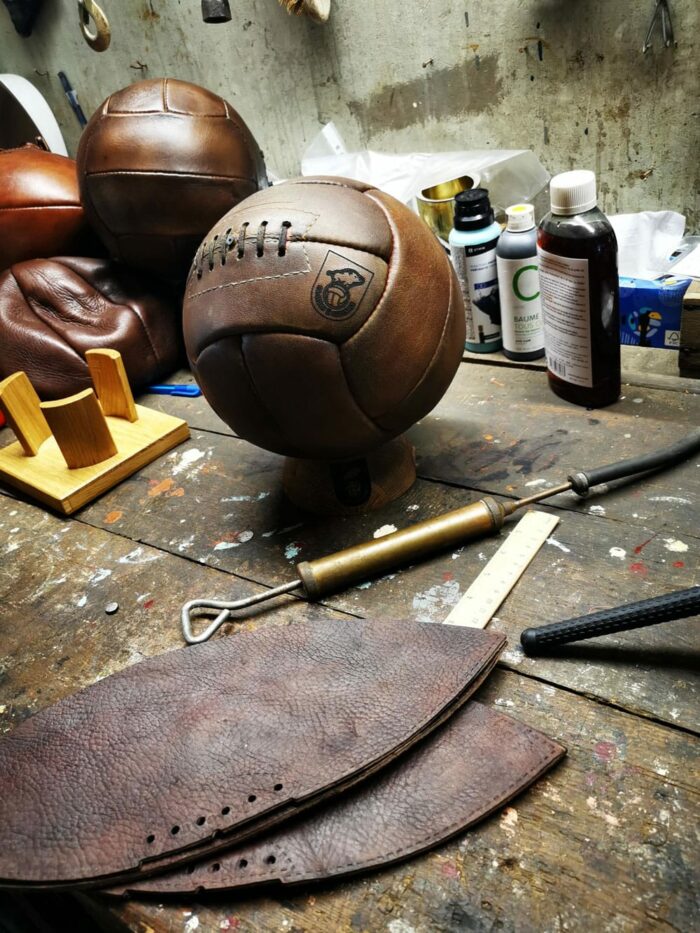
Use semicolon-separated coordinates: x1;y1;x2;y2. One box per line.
2;0;698;227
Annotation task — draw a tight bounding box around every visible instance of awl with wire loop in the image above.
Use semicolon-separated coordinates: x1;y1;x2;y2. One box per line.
182;428;700;644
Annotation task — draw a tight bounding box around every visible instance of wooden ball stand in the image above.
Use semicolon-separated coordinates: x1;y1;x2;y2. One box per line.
282;434;417;516
0;349;189;515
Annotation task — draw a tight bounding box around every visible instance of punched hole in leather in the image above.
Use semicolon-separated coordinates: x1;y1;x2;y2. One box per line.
108;701;565;898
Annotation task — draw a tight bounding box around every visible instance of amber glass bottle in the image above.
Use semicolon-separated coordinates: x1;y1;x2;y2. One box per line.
537;170;620;408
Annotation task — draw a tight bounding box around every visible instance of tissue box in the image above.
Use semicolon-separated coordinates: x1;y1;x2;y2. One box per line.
679;280;700;378
619;275;693;349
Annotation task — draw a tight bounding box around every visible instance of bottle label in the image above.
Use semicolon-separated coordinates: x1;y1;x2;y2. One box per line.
537;248;592;387
496;256;544;354
450;238;501;346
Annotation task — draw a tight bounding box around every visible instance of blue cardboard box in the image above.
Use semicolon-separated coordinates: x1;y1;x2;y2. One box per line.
620;275;693;349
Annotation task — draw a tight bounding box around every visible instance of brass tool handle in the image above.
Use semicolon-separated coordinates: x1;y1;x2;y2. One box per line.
296;497;508;599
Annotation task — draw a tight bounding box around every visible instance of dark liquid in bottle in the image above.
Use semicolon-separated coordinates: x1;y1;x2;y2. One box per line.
538;208;620;408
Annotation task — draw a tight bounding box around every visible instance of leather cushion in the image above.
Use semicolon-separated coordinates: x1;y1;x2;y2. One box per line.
110;701;565;897
0;618;504;888
184;177;466;460
0;256;182;399
0;145;96;272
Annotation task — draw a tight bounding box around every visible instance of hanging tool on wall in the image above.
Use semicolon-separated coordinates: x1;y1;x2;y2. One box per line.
182;428;700;643
521;585;700;653
78;0;111;51
201;0;231;23
279;0;330;21
642;0;674;53
201;0;329;23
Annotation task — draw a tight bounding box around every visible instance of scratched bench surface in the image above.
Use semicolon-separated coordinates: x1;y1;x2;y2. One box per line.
0;358;697;933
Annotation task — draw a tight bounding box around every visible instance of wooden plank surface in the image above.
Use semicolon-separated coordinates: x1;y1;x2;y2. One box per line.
0;359;698;933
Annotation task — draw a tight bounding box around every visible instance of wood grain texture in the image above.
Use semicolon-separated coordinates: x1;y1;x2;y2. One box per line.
0;371;51;456
0;404;189;514
76;426;699;731
86;349;138;422
1;358;697;931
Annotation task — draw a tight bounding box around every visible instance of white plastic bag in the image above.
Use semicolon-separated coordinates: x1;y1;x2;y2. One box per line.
301;122;550;213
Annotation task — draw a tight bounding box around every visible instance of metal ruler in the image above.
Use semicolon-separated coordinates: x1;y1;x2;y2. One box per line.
443;510;560;628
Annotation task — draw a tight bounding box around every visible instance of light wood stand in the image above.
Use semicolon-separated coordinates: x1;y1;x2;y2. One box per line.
282;435;417;515
0;350;189;515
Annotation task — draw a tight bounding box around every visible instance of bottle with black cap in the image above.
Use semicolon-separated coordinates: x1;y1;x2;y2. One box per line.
448;188;502;352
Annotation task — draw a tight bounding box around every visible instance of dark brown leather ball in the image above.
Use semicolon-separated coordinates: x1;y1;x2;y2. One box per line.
184;176;465;460
76;78;268;282
0;145;95;273
0;257;182;399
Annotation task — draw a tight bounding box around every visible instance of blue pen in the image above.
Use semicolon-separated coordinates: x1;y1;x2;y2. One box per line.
147;384;202;397
58;71;87;127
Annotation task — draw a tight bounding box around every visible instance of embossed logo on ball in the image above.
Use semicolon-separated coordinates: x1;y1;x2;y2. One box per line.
311;250;374;320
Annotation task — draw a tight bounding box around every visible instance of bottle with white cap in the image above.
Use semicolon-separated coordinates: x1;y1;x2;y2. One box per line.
537;170;620;407
496;203;545;361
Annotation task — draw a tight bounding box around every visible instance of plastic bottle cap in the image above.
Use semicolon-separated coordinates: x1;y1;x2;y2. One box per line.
549;170;597;216
505;203;535;231
453;187;494;231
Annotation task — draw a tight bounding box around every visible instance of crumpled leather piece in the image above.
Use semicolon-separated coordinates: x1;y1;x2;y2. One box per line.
0;618;505;889
110;702;565;898
0;256;182;399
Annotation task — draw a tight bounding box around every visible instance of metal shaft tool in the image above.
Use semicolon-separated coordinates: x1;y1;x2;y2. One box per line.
182;428;700;644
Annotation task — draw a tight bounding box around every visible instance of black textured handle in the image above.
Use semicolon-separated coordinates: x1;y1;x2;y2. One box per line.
569;427;700;495
521;585;700;654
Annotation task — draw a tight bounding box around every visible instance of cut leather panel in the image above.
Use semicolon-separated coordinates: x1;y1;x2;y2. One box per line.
110;702;565;897
0;619;505;889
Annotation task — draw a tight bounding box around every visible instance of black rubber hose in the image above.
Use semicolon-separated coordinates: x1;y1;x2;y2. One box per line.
521;586;700;654
568;427;700;496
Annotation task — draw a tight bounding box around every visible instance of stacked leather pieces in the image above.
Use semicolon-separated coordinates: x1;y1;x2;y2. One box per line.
109;701;565;898
0;617;505;890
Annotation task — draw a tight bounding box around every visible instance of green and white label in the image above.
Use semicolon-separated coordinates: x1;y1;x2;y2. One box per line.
496;256;544;355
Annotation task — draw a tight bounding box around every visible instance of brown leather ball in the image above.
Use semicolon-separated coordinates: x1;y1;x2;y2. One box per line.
184;176;465;460
0;145;95;273
0;257;182;399
76;78;268;282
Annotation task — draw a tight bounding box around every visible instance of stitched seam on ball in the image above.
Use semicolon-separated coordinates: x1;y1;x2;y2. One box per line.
83;170;256;182
188;242;312;299
344;189;451;418
375;268;455;429
162;78;169;113
235;338;297;449
0;205;82;212
336;349;391;437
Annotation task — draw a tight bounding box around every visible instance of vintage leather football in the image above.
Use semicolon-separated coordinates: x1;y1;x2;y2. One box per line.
76;78;268;281
184;176;466;460
0;618;504;888
0;256;181;399
111;701;565;897
0;145;93;272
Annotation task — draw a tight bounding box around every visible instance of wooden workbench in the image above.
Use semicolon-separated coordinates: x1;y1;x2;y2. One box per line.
0;350;698;932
